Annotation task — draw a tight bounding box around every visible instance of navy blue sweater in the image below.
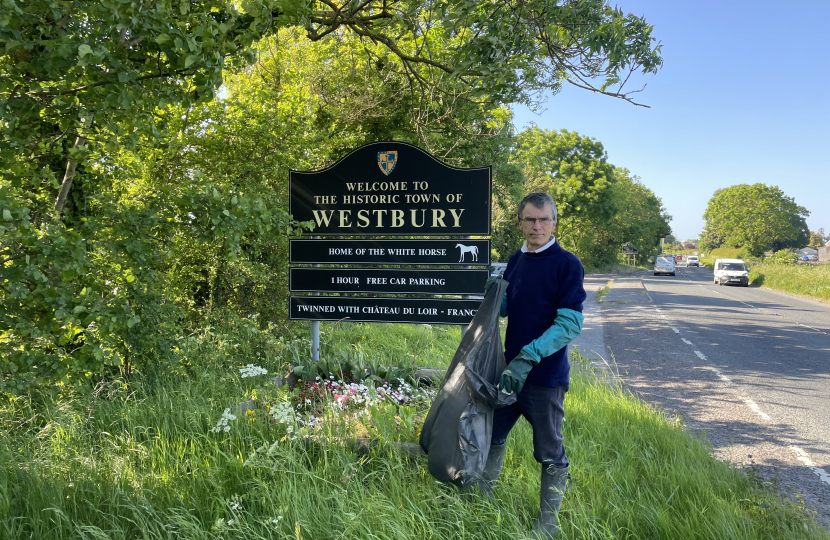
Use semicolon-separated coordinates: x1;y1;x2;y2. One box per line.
503;242;586;388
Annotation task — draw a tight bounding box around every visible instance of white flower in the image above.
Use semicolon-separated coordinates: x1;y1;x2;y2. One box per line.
269;402;296;425
211;408;238;433
240;364;268;378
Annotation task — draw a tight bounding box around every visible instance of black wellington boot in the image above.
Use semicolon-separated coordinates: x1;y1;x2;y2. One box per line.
477;442;506;497
532;464;569;538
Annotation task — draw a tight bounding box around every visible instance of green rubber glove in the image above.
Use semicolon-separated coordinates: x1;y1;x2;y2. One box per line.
484;276;499;295
499;349;539;394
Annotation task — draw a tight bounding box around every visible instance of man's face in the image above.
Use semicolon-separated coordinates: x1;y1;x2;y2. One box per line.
519;202;556;251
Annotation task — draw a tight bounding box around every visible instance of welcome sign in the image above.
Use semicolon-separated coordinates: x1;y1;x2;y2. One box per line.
289;142;491;236
289;141;492;326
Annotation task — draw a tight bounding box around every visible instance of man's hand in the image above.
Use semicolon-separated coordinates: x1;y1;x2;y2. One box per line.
499;349;539;394
484;276;499;295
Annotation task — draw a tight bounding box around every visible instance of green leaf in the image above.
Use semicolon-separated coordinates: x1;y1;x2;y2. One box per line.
127;315;141;328
73;305;87;314
223;209;230;216
2;209;11;221
78;44;93;57
155;33;172;45
185;54;198;68
125;274;135;283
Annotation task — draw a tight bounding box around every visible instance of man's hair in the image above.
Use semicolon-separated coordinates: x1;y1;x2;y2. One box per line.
517;192;558;221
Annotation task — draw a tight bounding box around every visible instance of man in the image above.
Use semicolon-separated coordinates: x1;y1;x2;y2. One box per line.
482;192;586;538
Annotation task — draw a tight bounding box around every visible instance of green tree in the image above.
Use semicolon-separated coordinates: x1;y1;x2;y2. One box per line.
701;184;810;257
497;131;669;266
808;229;827;248
3;0;663;205
602;169;671;260
512;128;618;265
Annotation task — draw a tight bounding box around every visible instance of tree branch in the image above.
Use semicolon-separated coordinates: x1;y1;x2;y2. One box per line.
25;69;197;98
55;115;93;213
564;78;650;108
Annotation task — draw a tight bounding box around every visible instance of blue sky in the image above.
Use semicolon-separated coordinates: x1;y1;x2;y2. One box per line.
511;0;830;241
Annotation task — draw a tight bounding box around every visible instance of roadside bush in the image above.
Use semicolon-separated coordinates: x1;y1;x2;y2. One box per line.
766;250;798;265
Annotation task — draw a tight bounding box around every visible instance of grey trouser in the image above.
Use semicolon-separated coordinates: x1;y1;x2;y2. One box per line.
491;383;568;468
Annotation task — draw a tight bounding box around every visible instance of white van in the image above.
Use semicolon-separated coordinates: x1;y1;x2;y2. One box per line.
713;259;749;287
654;255;676;276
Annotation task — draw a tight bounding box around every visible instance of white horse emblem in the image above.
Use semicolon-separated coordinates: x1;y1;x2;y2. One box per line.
456;243;479;262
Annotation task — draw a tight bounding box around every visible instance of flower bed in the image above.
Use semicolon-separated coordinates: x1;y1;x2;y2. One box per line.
210;365;436;450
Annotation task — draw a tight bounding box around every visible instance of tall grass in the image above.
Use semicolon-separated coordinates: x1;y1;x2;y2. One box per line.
749;263;830;301
317;321;462;371
583;263;649;275
1;323;826;539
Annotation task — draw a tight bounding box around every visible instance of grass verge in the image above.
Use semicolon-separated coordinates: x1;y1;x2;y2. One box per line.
749;263;830;302
693;248;830;301
1;323;827;540
585;263;649;275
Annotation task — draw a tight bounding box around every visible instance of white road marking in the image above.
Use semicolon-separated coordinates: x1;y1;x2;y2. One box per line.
743;398;771;420
681;338;694;345
645;271;830;484
684;272;829;336
798;323;829;336
695;352;733;382
790;446;830;486
712;368;732;383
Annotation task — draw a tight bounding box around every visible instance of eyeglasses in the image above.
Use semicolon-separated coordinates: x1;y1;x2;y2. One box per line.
520;217;554;226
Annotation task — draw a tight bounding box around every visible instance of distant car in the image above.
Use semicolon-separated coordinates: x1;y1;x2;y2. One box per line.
686;255;700;267
490;263;507;278
675;255;682;261
713;258;749;287
809;255;819;261
654;256;676;276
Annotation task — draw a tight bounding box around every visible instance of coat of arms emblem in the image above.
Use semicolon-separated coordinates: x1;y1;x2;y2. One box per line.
377;151;398;176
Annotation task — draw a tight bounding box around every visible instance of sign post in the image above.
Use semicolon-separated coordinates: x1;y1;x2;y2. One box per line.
288;141;492;360
310;236;321;361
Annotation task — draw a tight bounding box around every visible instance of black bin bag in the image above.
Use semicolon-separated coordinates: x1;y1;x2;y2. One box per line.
419;279;516;488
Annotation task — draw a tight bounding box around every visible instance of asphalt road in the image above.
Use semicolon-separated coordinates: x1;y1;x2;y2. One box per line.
586;265;830;526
